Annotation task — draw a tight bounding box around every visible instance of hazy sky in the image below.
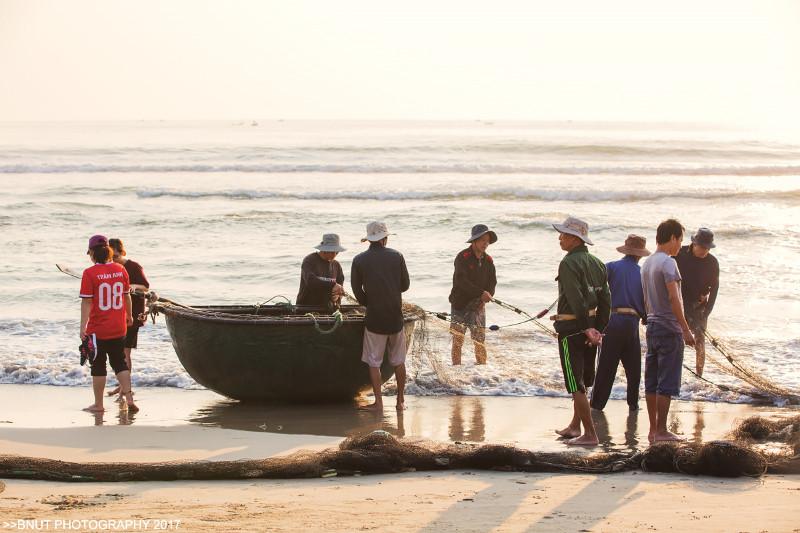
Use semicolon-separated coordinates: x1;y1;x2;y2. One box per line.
1;0;798;126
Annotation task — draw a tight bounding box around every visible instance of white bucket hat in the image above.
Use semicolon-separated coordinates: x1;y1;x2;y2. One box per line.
314;233;346;253
553;216;594;245
361;221;393;242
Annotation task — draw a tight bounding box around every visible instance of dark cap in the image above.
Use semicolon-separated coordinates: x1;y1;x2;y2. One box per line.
691;227;716;249
87;234;108;251
467;224;498;244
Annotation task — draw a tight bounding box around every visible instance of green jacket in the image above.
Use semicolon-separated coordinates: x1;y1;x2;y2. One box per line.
555;244;611;334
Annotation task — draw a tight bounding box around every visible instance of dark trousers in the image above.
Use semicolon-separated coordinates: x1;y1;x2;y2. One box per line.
590;316;641;410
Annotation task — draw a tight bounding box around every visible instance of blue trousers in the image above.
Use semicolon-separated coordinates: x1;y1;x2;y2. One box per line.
590;315;641;410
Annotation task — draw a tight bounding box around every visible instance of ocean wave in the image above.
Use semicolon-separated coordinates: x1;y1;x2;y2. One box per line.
2;162;800;176
4;141;800;159
134;186;800;203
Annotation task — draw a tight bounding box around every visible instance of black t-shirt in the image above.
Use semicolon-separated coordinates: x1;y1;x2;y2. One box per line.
123;259;149;327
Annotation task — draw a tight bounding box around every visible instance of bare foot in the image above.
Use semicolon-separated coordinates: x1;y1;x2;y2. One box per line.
653;430;684;442
556;427;581;438
648;432;655;444
566;434;599;446
396;402;406;411
358;402;383;412
106;386;121;397
83;405;105;413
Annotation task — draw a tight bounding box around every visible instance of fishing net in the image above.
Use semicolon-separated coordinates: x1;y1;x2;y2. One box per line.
400;300;559;394
1;416;797;482
700;331;800;405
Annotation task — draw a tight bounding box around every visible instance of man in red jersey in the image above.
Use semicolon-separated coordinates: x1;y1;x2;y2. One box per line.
79;235;139;413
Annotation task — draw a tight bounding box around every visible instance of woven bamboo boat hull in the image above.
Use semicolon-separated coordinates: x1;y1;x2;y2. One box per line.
155;303;418;402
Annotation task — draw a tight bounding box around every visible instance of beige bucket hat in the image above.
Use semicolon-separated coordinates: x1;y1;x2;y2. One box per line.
361;221;394;242
553;216;594;245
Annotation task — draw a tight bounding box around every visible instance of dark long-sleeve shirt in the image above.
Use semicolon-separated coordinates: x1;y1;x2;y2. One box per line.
448;247;497;310
555;244;611;335
123;259;149;327
606;256;646;321
675;245;719;318
296;252;344;306
350;243;410;334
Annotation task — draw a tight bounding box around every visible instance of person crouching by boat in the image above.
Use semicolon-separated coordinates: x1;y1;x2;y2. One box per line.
351;221;411;411
79;235;139;413
590;234;650;413
448;224;497;365
675;227;719;377
106;238;149;400
551;217;610;446
296;233;346;309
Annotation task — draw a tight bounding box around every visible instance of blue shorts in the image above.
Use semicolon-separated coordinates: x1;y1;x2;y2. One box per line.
644;322;684;397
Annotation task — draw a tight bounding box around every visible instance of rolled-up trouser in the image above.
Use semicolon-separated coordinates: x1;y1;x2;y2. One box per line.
644;322;684;397
450;305;486;364
685;307;707;374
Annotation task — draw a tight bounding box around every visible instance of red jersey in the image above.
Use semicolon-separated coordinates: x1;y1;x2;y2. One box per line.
80;262;130;340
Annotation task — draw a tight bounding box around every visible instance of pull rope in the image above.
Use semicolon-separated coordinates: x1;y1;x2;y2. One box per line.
490;297;559;338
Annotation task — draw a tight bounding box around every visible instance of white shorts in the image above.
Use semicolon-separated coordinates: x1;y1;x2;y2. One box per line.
361;328;407;368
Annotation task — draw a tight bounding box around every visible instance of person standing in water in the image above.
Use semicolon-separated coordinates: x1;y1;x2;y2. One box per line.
351;221;410;411
106;238;149;400
675;227;719;377
551;217;611;446
79;235;139;413
448;224;497;365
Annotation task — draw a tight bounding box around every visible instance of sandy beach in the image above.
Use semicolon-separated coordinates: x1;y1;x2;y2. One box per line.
1;384;799;532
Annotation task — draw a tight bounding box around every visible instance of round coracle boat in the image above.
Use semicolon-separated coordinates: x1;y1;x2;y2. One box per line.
152;301;420;402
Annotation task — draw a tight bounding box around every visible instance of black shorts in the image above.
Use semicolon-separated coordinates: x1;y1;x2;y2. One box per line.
90;337;129;377
558;332;597;394
125;326;139;349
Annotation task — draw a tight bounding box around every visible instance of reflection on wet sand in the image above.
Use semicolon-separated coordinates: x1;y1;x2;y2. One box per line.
187;395;785;452
190;401;406;438
449;397;485;442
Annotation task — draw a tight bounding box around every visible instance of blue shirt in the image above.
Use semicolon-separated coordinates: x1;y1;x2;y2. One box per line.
606;256;646;320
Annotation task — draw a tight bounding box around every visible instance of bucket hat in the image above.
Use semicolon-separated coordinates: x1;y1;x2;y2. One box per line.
314;233;346;253
691;227;716;249
466;224;498;244
616;234;651;257
361;221;394;242
552;216;594;245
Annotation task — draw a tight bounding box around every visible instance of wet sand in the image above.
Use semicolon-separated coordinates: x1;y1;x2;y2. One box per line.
0;384;794;462
1;384;798;532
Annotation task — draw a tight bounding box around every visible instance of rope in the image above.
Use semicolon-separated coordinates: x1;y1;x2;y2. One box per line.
259;295;293;306
490;298;559;338
305;310;344;334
